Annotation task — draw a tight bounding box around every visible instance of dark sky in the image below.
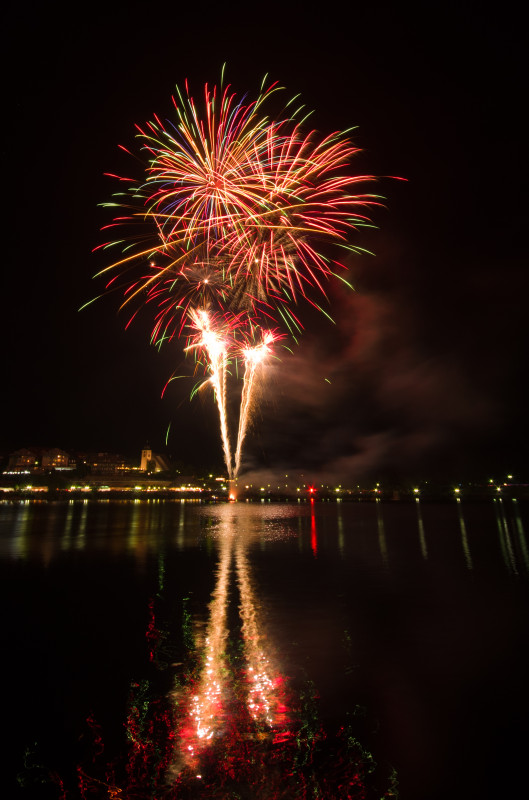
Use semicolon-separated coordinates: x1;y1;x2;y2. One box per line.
3;2;527;480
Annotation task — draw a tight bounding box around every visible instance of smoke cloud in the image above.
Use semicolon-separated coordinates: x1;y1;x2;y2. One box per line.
241;278;499;482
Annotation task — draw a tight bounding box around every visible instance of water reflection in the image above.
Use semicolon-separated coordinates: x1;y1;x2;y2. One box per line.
415;500;428;561
67;505;395;798
456;501;473;570
376;500;389;566
513;501;529;572
3;498;528;577
10;501;31;559
310;498;318;556
337;503;345;555
61;502;75;552
1;499;206;563
495;499;519;575
76;501;88;551
172;515;289;781
7;499;529;798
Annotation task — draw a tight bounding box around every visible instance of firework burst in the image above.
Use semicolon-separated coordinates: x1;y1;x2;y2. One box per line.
92;75;378;478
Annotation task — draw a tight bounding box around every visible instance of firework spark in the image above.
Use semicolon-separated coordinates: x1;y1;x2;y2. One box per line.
94;76;377;478
234;330;277;480
185;309;235;478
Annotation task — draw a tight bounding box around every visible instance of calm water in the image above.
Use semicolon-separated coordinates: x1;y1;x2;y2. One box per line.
1;498;528;799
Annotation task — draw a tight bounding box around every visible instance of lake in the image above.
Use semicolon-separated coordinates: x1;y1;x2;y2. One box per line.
1;497;528;799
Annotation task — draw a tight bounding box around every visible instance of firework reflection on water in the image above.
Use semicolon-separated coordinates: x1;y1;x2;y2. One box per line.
171;513;290;780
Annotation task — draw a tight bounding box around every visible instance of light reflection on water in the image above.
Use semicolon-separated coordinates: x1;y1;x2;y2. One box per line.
1;499;528;799
415;500;428;561
2;496;529;581
170;510;291;783
456;500;473;570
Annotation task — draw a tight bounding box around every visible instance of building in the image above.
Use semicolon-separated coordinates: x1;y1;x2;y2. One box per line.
42;448;70;469
6;448;38;472
140;446;152;472
140;446;170;473
4;446;72;474
84;452;132;474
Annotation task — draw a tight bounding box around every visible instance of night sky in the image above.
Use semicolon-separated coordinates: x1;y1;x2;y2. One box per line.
3;2;527;480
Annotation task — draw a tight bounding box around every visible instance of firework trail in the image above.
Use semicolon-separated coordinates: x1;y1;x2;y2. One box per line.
234;331;276;480
92;75;378;478
186;309;234;478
